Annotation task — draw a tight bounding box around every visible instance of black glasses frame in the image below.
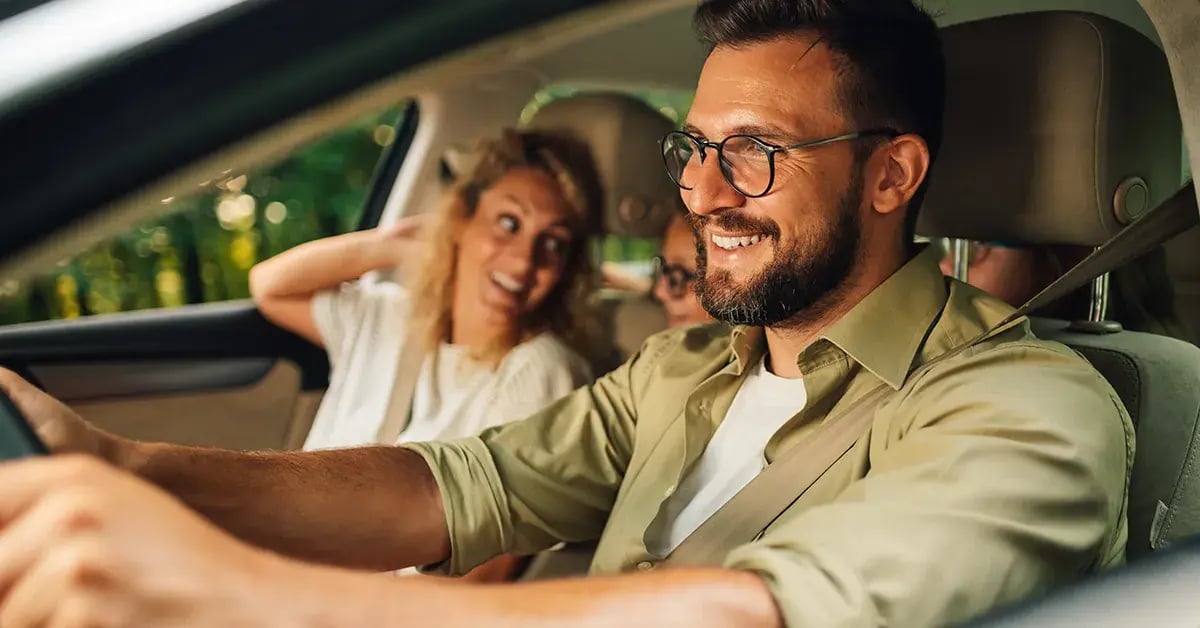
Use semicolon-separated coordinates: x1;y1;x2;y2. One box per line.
651;255;696;300
660;128;902;198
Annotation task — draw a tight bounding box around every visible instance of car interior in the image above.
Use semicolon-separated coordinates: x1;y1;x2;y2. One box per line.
0;0;1198;622
524;91;678;365
920;9;1200;558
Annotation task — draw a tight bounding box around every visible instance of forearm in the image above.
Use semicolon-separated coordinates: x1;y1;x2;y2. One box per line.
249;229;398;300
458;554;530;583
283;565;781;627
117;441;449;571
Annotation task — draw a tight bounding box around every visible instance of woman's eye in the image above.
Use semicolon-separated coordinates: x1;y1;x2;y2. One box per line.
543;237;567;256
497;214;519;234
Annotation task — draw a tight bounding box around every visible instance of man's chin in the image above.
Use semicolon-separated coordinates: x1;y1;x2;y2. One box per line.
701;263;761;289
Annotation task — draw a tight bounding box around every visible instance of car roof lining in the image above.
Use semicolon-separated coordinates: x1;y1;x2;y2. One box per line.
0;0;1195;282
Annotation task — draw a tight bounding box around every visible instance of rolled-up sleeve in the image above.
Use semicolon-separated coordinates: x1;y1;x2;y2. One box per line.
724;343;1134;627
402;334;673;575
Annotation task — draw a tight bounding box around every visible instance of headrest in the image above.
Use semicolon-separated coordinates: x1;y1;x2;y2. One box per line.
526;92;680;237
918;12;1182;246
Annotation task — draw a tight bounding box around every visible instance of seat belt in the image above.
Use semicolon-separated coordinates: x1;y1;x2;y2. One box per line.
375;329;426;445
664;181;1198;568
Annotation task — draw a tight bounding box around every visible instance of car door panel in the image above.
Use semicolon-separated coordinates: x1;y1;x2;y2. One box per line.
60;361;308;451
0;301;328;450
32;358;276;402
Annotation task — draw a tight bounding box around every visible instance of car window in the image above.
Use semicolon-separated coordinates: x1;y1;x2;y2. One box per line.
522;85;694;283
0;103;410;325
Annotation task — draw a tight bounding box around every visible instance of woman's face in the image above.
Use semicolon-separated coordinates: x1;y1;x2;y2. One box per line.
453;167;577;331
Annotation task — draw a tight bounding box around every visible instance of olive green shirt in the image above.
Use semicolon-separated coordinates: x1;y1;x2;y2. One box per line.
404;247;1134;627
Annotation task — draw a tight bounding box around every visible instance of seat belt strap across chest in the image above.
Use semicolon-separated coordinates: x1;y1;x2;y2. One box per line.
663;182;1198;568
375;328;426;445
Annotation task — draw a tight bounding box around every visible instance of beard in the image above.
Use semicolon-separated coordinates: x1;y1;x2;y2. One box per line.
691;179;862;328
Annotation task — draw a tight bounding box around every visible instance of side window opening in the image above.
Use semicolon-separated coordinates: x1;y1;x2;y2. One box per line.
0;103;412;325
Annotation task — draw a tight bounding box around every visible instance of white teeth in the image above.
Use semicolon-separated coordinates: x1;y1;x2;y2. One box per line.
490;272;524;293
711;233;768;251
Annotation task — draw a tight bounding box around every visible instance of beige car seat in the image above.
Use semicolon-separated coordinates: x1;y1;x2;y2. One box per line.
922;11;1200;559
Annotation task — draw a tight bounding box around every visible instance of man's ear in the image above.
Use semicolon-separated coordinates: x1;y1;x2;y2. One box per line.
870;134;931;217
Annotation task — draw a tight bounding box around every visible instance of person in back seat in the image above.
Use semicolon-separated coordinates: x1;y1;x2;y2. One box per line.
248;128;603;581
0;1;1135;626
653;211;715;328
941;240;1184;336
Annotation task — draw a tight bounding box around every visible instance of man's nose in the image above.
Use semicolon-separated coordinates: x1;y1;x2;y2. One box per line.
683;153;746;217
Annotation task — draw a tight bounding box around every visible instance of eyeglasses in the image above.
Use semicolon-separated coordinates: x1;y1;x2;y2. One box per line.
660;128;901;198
652;256;696;300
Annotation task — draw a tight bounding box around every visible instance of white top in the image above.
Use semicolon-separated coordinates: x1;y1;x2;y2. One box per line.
302;279;593;450
653;355;808;555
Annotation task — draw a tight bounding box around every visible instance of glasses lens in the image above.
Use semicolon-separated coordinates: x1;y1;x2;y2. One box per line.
666;269;690;298
719;136;773;197
662;133;698;190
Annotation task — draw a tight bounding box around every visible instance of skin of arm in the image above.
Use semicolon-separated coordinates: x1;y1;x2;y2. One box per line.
248;218;423;345
0;458;781;628
123;443;452;571
286;560;781;628
0;368;449;571
0;378;781;628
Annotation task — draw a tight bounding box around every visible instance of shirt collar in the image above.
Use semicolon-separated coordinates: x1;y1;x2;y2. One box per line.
725;246;948;389
728;325;764;376
821;245;948;390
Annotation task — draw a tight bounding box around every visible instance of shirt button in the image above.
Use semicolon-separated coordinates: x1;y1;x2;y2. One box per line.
636;560;656;572
664;485;676;498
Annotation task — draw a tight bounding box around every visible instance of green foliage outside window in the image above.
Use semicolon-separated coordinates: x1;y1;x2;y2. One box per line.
0;106;406;326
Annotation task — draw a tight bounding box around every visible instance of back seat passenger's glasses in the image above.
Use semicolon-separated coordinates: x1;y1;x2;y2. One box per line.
652;256;696;299
661;128;900;197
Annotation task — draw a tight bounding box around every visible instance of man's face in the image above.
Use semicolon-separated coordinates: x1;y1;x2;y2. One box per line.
681;38;866;327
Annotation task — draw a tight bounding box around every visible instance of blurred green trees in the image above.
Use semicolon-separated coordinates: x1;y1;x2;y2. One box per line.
0;106;405;326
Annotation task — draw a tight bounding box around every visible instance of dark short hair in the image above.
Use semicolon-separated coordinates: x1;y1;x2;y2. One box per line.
693;0;945;244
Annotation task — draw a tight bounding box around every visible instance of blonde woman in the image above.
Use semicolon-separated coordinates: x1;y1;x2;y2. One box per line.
249;129;603;579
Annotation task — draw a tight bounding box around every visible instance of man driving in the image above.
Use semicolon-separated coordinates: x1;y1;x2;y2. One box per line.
0;1;1132;626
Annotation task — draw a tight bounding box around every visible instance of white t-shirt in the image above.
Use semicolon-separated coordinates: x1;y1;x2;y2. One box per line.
302;279;593;450
651;355;808;556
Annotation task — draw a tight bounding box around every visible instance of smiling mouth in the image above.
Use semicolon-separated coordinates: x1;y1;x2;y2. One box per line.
710;233;770;251
489;271;527;295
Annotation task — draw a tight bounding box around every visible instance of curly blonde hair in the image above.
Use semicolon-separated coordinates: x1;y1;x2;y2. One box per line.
409;128;605;366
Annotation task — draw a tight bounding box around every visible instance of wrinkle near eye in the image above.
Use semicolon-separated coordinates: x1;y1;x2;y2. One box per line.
774;153;818;179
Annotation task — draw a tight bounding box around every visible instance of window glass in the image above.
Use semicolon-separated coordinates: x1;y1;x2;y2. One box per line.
0;104;410;325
